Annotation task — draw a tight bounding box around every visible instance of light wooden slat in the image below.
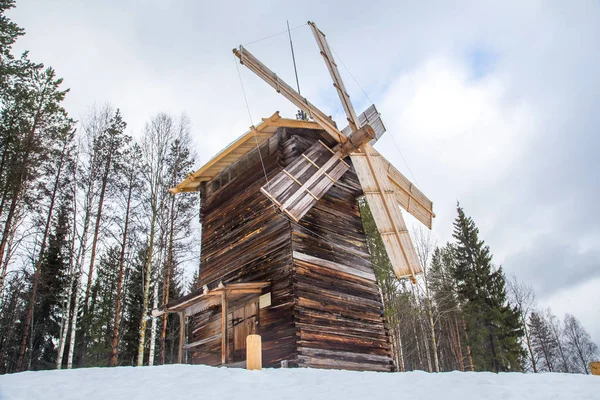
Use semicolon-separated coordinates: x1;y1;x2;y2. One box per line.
350;147;422;280
233;46;347;145
368;146;434;229
293;251;376;282
261;141;349;222
308;21;360;133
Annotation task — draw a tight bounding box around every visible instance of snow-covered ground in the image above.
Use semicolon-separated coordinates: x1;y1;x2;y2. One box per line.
1;364;599;400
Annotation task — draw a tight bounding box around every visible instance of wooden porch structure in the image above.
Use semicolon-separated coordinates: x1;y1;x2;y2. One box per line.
152;281;270;365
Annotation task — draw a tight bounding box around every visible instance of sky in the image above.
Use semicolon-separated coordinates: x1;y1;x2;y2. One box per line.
9;1;600;344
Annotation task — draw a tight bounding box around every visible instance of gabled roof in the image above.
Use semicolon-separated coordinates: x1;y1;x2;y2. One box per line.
170;112;322;193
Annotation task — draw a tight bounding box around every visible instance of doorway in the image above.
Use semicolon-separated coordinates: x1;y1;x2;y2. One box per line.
230;300;259;362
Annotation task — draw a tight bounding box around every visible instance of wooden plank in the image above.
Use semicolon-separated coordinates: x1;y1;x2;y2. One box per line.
246;334;262;370
233;46;347;145
308;21;360;133
350;146;422;280
182;333;222;350
178;311;185;363
368;146;434;229
221;292;228;365
190;127;393;371
261;141;349;222
293;251;376;282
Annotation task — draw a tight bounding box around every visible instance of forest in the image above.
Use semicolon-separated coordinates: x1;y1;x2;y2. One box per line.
0;1;597;375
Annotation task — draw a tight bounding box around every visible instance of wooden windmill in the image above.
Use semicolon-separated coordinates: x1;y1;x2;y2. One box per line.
156;21;434;372
233;21;434;281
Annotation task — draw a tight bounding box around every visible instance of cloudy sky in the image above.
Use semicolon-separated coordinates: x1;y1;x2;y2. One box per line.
10;1;599;342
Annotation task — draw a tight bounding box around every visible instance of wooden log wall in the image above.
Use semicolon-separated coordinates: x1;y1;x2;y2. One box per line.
191;131;296;367
190;127;393;371
288;134;394;372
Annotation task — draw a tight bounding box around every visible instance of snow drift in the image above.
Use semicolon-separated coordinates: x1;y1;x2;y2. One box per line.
1;364;599;400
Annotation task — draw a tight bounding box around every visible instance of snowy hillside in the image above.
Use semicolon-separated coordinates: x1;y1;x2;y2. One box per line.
1;365;599;400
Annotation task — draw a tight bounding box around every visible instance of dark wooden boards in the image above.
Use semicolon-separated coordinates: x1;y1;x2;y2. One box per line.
188;126;393;371
288;137;393;372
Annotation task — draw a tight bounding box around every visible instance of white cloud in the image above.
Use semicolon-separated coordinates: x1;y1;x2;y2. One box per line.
8;0;600;345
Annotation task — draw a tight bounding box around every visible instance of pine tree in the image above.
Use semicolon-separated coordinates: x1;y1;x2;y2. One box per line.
79;108;130;365
429;244;473;371
452;203;524;372
16;122;75;371
119;246;147;366
26;200;72;370
159;119;197;365
86;247;120;367
110;143;142;366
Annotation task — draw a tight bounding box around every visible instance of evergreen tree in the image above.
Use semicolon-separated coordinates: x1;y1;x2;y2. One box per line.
452;203;524;371
119;246;147;366
27;200;72;370
86;246;120;367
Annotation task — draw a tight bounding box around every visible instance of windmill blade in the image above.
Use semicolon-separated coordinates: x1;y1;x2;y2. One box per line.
342;105;387;145
350;147;422;280
233;46;347;145
308;21;360;132
261;140;349;222
368;145;435;229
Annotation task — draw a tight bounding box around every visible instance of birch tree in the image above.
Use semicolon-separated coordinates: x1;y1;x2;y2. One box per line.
137;114;173;366
507;274;537;372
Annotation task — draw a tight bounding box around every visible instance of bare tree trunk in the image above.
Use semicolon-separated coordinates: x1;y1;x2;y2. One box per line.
413;227;439;372
396;324;405;372
160;195;176;365
17;140;68;371
66;185;95;369
148;277;159;366
422;273;440;372
80;163;111;362
454;315;465;371
0;192;19;294
56;262;74;369
0;213;20;299
0;90;46;295
56;165;78;369
137;212;157;366
461;314;474;371
109;172;134;367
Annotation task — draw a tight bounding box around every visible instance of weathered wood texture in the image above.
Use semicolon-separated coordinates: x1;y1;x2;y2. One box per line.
189;127;393;371
288;135;393;372
191;132;296;367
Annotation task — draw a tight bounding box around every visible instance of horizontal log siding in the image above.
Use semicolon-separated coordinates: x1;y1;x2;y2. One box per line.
192;131;295;367
189;127;393;371
290;135;394;372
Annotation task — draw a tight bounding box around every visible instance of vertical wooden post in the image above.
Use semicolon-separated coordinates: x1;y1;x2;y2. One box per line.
221;292;228;365
246;334;262;370
178;311;185;363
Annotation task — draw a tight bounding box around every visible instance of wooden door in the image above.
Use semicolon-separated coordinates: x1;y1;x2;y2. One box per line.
230;301;258;362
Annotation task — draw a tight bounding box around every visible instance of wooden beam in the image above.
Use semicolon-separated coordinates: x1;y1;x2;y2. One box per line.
158;281;270;314
182;333;222;350
178;311;185;363
233;46;347;145
308;21;360;133
363;145;416;281
221;292;228;365
261;117;321;130
169;114;279;194
350;145;422;281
